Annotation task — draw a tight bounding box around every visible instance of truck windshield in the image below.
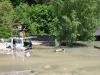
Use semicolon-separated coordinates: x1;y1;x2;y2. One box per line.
15;39;22;44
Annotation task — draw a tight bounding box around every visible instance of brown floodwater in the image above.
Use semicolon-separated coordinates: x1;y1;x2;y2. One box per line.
0;42;100;75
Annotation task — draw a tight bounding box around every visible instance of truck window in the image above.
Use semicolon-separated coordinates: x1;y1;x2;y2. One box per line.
7;39;11;42
16;39;22;44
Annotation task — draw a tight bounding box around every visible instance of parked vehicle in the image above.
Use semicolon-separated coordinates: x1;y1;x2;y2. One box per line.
0;38;5;43
6;37;33;50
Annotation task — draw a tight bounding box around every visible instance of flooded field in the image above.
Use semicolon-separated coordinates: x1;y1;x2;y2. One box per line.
0;41;100;75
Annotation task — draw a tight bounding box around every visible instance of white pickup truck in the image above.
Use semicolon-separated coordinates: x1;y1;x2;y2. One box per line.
6;37;33;50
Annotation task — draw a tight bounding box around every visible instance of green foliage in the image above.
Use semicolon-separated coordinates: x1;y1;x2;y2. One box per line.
0;1;14;38
0;25;11;38
14;3;31;36
30;4;54;34
52;0;100;44
14;3;54;36
74;0;99;42
0;0;99;43
35;0;51;5
0;1;14;23
10;0;52;7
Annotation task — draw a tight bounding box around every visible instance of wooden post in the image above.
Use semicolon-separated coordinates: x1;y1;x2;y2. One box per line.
19;31;25;38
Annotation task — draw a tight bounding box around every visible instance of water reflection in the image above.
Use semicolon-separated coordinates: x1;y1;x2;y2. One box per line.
15;50;25;61
7;49;14;59
4;49;25;61
6;48;31;61
0;48;14;59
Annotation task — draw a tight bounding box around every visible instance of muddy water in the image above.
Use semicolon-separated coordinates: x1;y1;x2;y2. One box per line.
0;45;100;75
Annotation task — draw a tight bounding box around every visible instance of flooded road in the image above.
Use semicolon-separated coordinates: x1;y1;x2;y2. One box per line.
0;42;100;75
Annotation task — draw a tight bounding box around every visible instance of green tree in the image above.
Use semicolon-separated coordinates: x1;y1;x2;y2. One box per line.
14;3;31;36
75;0;100;42
14;3;54;36
52;0;100;46
0;1;14;38
10;0;52;7
30;4;54;34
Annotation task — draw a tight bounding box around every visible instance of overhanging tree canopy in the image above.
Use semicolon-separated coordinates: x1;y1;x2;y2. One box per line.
52;0;100;44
